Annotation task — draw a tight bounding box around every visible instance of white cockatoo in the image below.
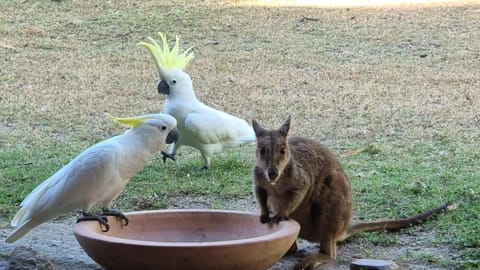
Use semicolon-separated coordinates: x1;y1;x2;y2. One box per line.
138;33;256;170
5;113;178;243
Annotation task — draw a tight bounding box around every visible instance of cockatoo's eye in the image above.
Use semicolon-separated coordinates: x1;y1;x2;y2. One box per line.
171;80;177;85
160;125;167;131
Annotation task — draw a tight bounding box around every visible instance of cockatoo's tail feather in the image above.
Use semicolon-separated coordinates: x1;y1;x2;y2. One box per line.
138;32;194;71
106;113;155;127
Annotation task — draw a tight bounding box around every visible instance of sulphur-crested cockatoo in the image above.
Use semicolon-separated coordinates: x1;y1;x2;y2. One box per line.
5;113;178;243
138;33;255;170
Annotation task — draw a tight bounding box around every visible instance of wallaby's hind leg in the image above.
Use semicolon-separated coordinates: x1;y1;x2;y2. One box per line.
294;237;336;270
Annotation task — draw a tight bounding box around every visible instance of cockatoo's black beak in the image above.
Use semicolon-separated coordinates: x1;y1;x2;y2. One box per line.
166;128;179;144
157;80;170;95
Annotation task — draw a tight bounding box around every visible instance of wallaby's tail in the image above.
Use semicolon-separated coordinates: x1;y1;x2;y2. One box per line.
346;201;456;238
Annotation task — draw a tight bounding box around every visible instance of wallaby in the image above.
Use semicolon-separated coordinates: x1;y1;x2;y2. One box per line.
251;116;454;270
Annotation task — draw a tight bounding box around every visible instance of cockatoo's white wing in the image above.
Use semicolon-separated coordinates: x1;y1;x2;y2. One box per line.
10;164;70;227
184;108;255;146
5;141;119;243
20;165;68;208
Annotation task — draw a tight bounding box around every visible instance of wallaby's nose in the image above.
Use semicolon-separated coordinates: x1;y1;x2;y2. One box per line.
267;168;278;181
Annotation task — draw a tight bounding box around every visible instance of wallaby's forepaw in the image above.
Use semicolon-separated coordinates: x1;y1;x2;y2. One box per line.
259;213;288;224
260;213;270;224
270;214;289;224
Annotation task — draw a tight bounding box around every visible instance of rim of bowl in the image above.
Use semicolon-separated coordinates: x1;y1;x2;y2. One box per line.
74;209;300;248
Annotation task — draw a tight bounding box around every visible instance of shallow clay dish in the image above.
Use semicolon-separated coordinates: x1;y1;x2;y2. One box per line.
74;209;300;270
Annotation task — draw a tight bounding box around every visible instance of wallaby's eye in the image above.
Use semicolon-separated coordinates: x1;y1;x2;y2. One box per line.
259;148;266;156
279;147;286;155
171;80;177;85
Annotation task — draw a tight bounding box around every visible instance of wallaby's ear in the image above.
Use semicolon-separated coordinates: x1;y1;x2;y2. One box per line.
279;116;291;137
252;119;264;137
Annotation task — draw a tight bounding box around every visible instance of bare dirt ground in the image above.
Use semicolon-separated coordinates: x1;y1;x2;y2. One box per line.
0;196;455;270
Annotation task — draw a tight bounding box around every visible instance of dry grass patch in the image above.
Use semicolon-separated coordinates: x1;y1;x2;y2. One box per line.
1;2;479;143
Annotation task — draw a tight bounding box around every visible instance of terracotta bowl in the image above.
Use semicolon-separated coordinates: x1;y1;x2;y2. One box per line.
74;209;300;270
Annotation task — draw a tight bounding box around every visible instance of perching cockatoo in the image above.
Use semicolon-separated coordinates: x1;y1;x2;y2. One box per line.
138;33;256;170
5;113;178;243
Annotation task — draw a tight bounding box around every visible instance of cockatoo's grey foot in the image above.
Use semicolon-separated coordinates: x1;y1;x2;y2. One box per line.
198;165;209;171
77;212;110;232
101;208;129;226
161;151;176;163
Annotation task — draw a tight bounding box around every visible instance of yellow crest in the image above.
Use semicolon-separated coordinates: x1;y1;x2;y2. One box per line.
106;113;154;128
138;32;194;71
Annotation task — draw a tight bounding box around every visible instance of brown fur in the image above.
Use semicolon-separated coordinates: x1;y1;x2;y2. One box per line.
251;117;453;270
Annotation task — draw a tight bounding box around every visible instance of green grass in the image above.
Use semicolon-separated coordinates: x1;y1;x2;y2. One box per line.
340;138;479;268
121;148;255;205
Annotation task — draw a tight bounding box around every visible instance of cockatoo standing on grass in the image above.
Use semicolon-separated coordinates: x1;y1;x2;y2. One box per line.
138;33;256;170
5;113;178;243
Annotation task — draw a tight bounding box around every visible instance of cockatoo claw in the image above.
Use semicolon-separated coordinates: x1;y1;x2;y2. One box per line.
101;209;129;227
198;165;209;171
77;212;110;232
100;222;110;232
161;151;176;163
